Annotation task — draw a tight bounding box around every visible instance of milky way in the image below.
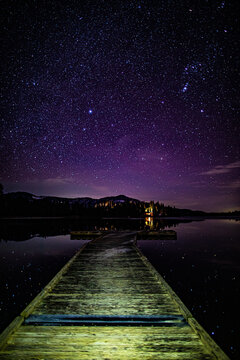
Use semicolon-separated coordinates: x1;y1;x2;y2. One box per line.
1;0;239;211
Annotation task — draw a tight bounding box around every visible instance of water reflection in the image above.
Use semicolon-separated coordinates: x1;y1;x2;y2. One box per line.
0;217;196;241
138;219;240;359
145;216;154;229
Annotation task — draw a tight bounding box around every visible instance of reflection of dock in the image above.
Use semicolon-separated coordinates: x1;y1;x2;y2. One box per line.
70;231;103;240
0;232;229;359
70;230;177;240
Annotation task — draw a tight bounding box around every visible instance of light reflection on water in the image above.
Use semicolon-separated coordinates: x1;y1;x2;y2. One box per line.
0;218;239;359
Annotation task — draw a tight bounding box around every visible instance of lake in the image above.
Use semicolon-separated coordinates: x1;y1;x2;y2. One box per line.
0;217;239;359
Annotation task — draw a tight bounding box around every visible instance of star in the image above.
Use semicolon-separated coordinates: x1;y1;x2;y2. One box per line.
182;82;189;93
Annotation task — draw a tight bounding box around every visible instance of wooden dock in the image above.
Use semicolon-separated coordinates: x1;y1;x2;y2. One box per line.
0;231;229;359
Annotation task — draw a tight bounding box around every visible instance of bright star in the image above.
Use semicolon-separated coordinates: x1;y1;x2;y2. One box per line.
182;82;189;93
88;109;93;114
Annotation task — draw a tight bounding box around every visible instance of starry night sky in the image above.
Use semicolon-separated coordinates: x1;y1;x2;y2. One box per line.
1;0;239;211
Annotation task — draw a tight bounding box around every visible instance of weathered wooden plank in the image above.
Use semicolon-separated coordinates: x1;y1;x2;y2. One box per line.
14;324;198;335
1;326;215;359
0;352;214;360
32;292;181;315
34;308;181;316
24;314;187;326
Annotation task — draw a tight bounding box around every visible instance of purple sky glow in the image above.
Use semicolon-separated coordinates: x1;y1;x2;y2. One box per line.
1;0;239;211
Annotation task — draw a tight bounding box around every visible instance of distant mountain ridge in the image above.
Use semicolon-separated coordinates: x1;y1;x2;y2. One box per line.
3;192;140;205
0;192;239;217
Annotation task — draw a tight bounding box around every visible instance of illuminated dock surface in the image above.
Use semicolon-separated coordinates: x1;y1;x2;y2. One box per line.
0;232;229;359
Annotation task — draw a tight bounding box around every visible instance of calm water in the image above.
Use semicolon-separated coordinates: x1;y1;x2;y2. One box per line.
0;218;239;359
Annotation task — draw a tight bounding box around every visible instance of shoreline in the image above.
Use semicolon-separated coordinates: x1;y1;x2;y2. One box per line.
0;215;239;221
